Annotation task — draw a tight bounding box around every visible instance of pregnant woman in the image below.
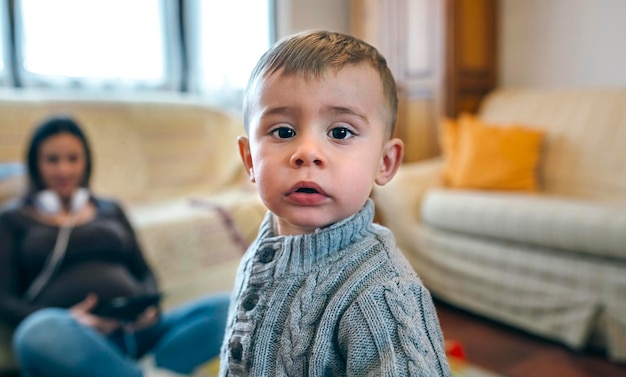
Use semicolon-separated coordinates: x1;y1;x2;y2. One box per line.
0;116;229;377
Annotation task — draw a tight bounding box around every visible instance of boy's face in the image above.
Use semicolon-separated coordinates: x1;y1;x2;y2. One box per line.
240;63;403;235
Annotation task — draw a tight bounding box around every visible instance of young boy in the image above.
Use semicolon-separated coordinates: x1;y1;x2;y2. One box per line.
220;30;451;377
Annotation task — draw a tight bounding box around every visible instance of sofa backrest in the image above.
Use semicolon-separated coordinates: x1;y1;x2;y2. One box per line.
478;87;626;204
0;89;246;204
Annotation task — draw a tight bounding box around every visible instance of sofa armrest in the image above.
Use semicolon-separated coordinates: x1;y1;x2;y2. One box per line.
372;157;445;227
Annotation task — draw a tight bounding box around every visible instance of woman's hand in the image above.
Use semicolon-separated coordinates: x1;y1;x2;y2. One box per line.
70;294;121;335
126;306;160;331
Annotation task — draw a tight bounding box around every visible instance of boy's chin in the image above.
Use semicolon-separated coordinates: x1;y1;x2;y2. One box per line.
275;214;338;236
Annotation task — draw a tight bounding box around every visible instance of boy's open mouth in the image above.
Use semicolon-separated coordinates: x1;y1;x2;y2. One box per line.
287;182;326;197
296;187;319;194
286;182;328;205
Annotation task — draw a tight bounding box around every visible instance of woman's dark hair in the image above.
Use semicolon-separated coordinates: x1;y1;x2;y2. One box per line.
26;116;93;193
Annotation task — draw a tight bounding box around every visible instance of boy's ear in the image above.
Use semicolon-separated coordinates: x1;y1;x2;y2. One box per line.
375;138;404;186
238;136;255;182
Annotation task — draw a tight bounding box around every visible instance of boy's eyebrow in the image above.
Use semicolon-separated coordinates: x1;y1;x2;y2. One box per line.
260;106;295;118
259;106;368;122
327;106;368;122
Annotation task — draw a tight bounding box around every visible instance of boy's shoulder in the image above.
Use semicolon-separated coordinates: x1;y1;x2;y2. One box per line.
341;224;428;299
355;224;431;301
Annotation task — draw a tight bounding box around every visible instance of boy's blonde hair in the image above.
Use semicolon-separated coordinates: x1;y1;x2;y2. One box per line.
243;30;398;137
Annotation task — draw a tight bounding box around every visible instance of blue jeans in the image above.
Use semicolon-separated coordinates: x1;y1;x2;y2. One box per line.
12;293;230;377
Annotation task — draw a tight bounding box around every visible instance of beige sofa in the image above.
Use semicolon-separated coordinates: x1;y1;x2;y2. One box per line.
373;87;626;363
0;89;268;304
0;89;267;371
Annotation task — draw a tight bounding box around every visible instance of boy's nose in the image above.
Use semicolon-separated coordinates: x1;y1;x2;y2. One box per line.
290;137;325;167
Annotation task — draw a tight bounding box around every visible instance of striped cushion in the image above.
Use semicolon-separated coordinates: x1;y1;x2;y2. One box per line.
422;188;626;260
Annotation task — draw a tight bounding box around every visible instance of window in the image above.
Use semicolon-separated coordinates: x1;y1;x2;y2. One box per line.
15;0;180;90
0;1;11;86
1;0;274;108
186;0;274;109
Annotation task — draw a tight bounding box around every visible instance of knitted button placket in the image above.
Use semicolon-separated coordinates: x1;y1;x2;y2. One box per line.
242;292;259;311
258;247;275;263
229;338;243;361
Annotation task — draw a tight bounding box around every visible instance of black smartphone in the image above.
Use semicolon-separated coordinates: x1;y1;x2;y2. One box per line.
93;293;162;322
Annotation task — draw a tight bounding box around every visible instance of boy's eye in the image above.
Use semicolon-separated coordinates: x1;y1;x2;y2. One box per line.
329;127;354;140
271;126;296;139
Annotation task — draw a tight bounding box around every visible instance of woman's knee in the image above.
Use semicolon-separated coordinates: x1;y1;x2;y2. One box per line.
192;293;230;335
13;308;73;356
194;293;230;327
174;293;230;318
206;292;230;313
203;292;230;313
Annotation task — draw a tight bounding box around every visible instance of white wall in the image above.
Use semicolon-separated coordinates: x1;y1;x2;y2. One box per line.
279;0;626;88
500;0;626;88
275;0;350;39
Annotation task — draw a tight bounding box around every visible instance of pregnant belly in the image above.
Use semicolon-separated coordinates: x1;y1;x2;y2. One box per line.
33;262;147;308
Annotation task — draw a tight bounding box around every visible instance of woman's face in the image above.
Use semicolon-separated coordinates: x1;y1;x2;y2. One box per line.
38;133;87;200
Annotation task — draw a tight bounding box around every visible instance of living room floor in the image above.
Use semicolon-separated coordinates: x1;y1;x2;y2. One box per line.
434;298;626;377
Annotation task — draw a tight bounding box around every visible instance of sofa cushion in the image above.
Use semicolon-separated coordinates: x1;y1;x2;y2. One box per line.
53;100;245;203
0;91;246;204
440;113;544;191
479;88;626;204
422;188;626;260
129;188;266;308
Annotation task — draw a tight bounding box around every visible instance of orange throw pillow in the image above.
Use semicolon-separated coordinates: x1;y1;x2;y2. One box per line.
439;117;459;185
441;114;544;191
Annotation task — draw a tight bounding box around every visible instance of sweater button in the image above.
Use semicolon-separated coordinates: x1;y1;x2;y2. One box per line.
229;338;243;361
242;293;259;311
259;247;275;263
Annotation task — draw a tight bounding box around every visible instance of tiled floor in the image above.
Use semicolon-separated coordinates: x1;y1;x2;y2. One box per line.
435;299;626;377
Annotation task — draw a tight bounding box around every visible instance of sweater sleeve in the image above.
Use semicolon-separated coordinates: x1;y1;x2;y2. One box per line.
338;278;451;377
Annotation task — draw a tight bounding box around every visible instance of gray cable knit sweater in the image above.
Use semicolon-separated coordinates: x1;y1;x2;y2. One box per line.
219;200;451;376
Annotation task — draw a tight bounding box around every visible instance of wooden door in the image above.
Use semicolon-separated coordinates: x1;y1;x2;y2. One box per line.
351;0;498;162
445;0;498;117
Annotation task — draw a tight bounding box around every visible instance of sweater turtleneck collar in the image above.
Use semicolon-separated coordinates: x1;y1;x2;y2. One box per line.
252;199;377;275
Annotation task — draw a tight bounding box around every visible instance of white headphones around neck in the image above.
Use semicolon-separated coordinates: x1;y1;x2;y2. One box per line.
34;188;90;215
